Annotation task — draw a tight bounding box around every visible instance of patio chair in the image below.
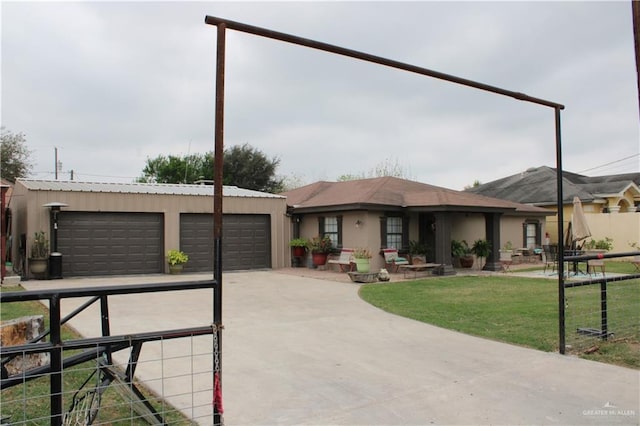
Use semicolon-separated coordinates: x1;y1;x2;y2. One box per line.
382;248;409;273
587;258;605;277
327;248;355;272
543;245;558;274
499;250;513;273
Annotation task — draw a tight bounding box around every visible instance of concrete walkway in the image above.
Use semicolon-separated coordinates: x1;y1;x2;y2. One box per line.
19;270;639;425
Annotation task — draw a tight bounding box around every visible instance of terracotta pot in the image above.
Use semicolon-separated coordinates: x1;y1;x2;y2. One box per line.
459;255;474;268
292;246;306;257
312;253;328;266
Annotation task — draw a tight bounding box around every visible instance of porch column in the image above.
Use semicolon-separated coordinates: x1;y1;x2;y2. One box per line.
484;212;503;271
433;212;456;275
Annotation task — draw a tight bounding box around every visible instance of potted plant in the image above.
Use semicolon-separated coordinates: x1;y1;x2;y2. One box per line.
408;240;429;264
499;241;514;266
583;237;613;253
471;239;492;269
308;235;333;266
29;231;49;278
289;238;309;258
167;249;189;274
500;241;513;254
451;239;474;268
353;247;372;273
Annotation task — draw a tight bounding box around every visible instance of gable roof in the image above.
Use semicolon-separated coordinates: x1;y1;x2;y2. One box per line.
281;176;549;215
16;179;284;199
466;166;640;206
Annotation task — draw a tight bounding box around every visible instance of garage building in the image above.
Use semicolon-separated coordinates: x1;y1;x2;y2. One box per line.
11;180;290;278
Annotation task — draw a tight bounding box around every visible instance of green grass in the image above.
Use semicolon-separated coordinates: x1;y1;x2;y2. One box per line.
601;260;639;274
1;286;189;424
515;259;638;274
359;274;639;369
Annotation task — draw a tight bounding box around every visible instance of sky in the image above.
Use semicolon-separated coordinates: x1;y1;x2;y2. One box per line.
2;1;639;191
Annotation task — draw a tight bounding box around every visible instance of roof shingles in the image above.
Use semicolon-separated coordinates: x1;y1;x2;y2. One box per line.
281;176;548;213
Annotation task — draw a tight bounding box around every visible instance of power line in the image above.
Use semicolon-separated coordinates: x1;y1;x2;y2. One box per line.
576;153;640;174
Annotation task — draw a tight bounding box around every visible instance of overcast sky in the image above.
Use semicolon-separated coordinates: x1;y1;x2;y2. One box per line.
2;1;639;191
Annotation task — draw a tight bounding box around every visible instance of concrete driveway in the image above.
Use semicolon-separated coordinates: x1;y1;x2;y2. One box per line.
20;270;639;425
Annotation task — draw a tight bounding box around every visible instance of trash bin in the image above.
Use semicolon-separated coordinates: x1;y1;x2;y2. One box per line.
49;252;63;279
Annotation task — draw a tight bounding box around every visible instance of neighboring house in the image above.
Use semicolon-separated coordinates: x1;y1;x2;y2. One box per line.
11;179;289;278
466;166;640;251
280;176;552;273
1;179;13;282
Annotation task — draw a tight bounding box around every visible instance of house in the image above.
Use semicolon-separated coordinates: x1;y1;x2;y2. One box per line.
1;179;13;282
466;166;640;251
11;179;290;278
280;176;552;273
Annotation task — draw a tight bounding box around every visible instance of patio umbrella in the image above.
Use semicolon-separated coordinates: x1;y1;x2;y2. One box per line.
571;196;592;245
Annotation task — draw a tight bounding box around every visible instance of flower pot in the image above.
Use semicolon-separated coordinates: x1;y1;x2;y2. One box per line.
292;247;306;257
312;253;328;266
354;258;370;273
459;255;474;269
29;258;48;279
169;264;184;274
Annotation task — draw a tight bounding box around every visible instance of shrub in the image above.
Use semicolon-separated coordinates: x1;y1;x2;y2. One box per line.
167;249;189;265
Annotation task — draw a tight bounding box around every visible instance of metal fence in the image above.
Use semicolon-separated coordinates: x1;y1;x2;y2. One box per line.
560;252;640;355
1;280;221;425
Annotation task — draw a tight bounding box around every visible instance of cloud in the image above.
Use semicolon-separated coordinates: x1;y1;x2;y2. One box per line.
2;1;638;189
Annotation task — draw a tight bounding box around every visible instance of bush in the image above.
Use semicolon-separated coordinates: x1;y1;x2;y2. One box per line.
583;237;613;251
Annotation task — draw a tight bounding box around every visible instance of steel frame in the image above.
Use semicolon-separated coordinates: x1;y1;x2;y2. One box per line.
203;15;567;354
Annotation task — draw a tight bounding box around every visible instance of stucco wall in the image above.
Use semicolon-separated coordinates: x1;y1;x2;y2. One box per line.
295;211;545;271
545;208;639;254
585;212;640;254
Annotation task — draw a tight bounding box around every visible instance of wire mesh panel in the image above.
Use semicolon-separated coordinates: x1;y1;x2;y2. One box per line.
1;280;220;425
1;337;216;425
564;277;640;356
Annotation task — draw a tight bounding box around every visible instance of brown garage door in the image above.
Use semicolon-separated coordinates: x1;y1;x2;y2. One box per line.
57;212;164;277
180;213;271;272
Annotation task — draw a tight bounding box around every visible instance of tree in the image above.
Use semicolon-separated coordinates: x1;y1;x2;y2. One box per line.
463;179;482;190
0;127;33;182
337;157;412;181
279;173;307;192
223;144;283;193
138;153;212;184
139;144;283;193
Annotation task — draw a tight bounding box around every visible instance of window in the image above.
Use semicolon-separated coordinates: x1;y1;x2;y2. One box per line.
318;216;342;248
386;217;403;249
523;220;540;249
323;217;339;248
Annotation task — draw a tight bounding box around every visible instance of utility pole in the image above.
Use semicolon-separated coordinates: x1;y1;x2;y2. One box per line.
54;147;58;180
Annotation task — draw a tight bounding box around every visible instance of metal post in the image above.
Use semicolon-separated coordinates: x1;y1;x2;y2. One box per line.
50;295;63;425
600;281;608;340
554;107;566;354
212;21;226;426
100;296;112;364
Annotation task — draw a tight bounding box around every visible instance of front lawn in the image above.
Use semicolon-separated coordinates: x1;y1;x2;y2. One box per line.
359;274;639;369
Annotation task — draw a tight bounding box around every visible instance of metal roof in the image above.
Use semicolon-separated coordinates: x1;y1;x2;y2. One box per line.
17;179;284;199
